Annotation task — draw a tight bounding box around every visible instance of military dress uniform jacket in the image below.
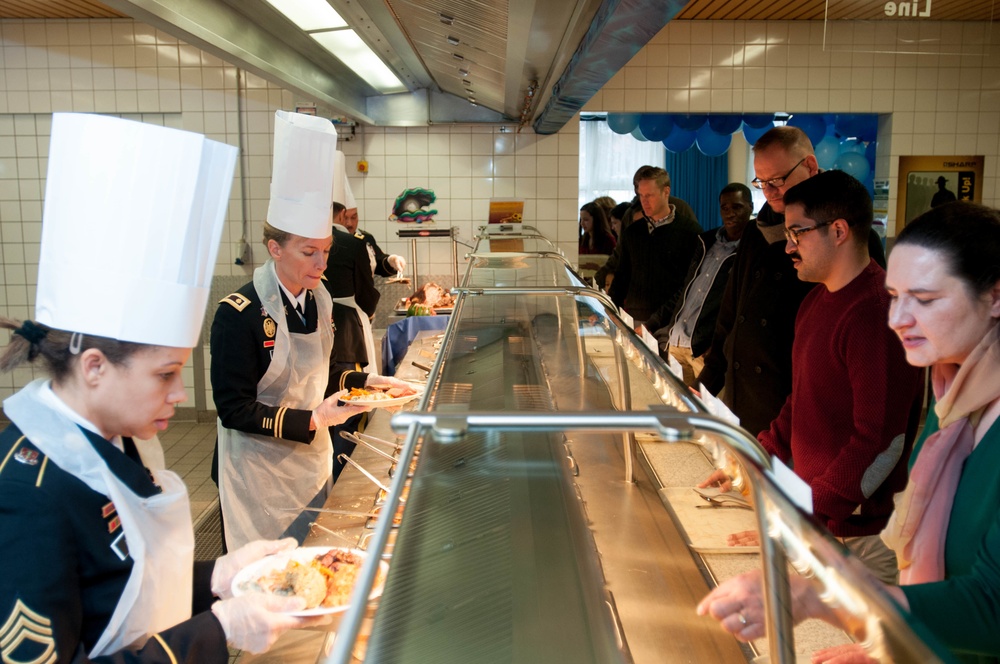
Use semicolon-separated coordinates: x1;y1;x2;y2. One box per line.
322;228;379;367
0;424;224;664
356;229;397;278
210;281;367;443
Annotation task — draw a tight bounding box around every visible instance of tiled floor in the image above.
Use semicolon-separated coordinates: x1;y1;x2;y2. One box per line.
159;418;220;525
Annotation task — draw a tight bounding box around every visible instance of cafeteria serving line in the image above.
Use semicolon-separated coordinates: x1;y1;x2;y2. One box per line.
1;3;998;664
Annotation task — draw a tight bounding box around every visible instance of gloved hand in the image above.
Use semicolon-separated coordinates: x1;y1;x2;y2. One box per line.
211;594;329;654
211;538;297;599
312;391;371;428
365;374;416;390
388;255;407;273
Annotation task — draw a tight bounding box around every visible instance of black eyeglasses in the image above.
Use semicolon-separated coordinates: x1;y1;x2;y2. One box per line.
784;220;834;245
751;158;806;190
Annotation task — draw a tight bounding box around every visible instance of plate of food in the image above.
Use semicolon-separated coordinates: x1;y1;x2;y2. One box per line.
338;384;423;407
232;546;388;616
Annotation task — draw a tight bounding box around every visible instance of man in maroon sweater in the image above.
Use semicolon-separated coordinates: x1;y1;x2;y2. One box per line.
710;171;922;583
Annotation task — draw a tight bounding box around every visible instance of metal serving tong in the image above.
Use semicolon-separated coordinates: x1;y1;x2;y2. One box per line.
338;453;403;499
340;431;396;463
350;431;404;454
693;488;753;510
385;270;411;285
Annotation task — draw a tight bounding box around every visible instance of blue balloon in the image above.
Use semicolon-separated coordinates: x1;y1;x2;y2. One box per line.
631;125;650;141
662;126;696;152
865;139;877;166
742;113;775;128
742;121;772;146
708;114;743;135
814;135;840;170
673;114;707;131
607;113;640;135
833;152;871;181
695;124;732;157
834;114;876;141
787;114;826;147
638;114;674;142
839;137;866;154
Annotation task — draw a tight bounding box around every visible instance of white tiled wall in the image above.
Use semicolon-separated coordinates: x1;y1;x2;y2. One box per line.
0;18;580;401
1;16;998;402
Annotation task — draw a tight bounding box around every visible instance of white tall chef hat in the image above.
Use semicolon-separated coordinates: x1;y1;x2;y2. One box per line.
36;113;238;348
266;110;339;239
331;151;356;210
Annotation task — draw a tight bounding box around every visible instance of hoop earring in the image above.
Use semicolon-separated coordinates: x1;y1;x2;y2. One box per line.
69;332;84;355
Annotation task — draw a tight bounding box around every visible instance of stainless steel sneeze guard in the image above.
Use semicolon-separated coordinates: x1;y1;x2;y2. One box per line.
319;228;955;664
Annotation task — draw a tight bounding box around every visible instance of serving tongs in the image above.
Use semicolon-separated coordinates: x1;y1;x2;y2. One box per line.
693;488;753;510
341;431;397;463
338;454;406;501
386;270;411;285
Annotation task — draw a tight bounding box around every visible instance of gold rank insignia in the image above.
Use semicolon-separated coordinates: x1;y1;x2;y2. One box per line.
0;599;57;664
263;318;276;338
220;292;251;311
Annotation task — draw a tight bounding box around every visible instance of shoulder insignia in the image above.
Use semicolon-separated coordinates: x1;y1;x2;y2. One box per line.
0;598;57;664
354;231;365;239
220;293;251;311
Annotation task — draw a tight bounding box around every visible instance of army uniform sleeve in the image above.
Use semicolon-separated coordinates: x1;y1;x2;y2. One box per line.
365;233;395;278
210;296;314;444
328;367;369;395
0;460;227;664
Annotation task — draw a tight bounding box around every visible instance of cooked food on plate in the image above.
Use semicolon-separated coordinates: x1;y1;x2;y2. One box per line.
240;548;374;610
340;385;418;402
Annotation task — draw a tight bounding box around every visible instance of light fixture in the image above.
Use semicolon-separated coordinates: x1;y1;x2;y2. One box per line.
439;13;454;25
452;53;465;61
458;68;469;76
446;36;460;46
312;30;407;93
262;0;347;31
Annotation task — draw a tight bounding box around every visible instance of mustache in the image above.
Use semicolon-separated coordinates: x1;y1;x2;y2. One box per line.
789;252;802;261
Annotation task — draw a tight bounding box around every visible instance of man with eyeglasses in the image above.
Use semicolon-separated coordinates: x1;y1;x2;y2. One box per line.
697;126;886;437
713;170;922;581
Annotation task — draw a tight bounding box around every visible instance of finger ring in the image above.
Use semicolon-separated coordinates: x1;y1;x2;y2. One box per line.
738;612;747;626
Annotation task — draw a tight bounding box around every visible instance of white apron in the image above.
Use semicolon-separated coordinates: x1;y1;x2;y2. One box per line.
4;380;193;658
218;261;334;550
331;294;376;373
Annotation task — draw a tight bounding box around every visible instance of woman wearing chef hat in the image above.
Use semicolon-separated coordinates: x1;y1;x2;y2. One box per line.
0;114;319;663
211;111;407;552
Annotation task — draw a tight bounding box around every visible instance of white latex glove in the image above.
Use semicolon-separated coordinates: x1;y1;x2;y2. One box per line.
365;374;415;390
313;390;371;428
211;538;297;599
211;594;329;654
388;255;407;273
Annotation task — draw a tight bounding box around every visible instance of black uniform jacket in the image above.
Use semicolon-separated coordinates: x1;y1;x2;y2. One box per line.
356;229;397;278
210;280;367;444
0;424;225;663
322;227;379;367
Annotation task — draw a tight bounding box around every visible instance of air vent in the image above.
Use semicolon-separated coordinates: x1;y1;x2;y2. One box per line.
439;12;454;25
458;68;469;77
446;36;460;46
452;53;465;61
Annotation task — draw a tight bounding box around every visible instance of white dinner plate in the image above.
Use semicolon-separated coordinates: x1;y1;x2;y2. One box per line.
231;546;388;616
339;387;423;407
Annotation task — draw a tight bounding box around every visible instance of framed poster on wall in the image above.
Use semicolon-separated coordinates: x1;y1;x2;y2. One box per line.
895;155;984;234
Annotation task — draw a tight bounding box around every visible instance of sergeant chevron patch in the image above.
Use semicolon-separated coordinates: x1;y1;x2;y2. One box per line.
0;599;57;664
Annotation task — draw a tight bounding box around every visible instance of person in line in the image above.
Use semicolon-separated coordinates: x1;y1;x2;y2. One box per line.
212;111;388;551
643;183;753;387
608;165;702;325
0;113;316;663
701;171;923;582
595;165;699;291
698;201;1000;664
578;201;617;255
698;127;888;437
608;201;632;241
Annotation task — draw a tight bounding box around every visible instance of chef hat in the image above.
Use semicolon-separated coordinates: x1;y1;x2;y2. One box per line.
331;151;356;210
266;110;339;239
36;113;238;348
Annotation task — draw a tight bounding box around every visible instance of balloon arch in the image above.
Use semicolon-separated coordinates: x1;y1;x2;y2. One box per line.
605;112;878;192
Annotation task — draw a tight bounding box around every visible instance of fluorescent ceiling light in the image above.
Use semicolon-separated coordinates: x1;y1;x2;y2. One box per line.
312;29;407;94
263;0;347;31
